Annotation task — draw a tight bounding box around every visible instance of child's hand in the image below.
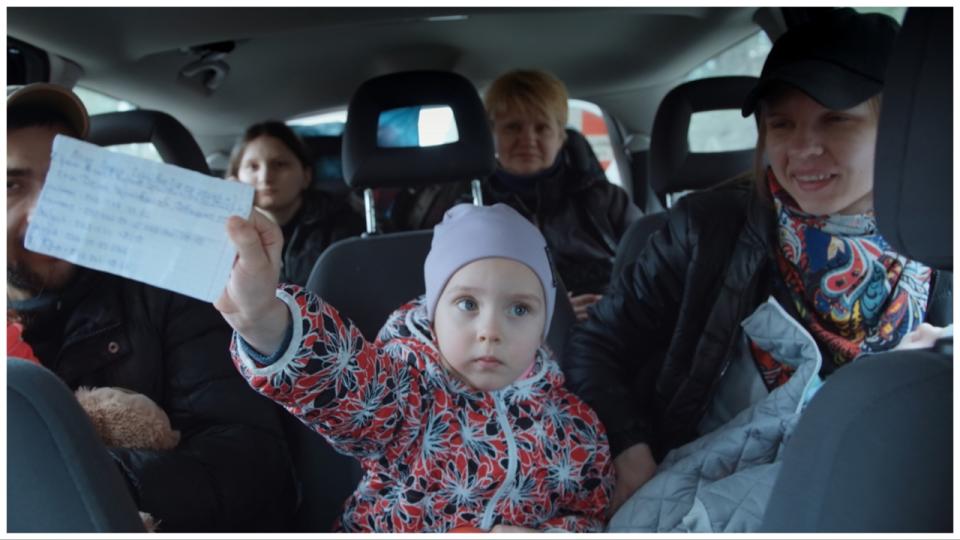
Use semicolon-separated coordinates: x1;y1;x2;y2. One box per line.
215;211;290;355
609;442;657;516
895;323;950;351
490;524;538;533
568;292;602;322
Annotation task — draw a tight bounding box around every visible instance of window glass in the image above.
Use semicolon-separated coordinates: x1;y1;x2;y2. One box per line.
73;86;162;162
689;110;757;152
855;7;906;22
289;113;348;189
288;109;347;136
681;31;771;154
567;99;622;187
376;105;459;148
73;86;137;115
683;31;771;82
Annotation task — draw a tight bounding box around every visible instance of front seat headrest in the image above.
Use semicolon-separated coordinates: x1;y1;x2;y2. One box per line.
341;70;495;189
874;8;952;270
88;110;211;175
649;76;758;198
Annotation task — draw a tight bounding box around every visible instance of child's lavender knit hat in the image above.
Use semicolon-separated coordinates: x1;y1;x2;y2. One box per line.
424;203;556;339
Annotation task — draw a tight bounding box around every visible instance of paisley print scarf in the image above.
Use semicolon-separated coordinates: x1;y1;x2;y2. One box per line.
754;170;932;387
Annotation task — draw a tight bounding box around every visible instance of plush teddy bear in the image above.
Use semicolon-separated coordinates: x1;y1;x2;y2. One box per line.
75;387;180;451
8;322;179;531
74;387;180;532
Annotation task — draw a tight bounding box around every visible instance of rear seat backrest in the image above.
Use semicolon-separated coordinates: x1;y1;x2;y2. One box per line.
88;110;210;174
611;76;758;284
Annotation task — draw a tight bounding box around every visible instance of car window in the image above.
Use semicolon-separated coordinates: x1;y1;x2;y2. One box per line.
74;86;163;163
375;105;459;148
681;31;771;154
568;99;623;187
288;112;348;188
288;110;347;135
855;7;906;22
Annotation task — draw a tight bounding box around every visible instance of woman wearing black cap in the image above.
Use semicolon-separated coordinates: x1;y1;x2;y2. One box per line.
561;8;951;528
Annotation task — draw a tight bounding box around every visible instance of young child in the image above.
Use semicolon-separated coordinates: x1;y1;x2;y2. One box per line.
215;203;613;533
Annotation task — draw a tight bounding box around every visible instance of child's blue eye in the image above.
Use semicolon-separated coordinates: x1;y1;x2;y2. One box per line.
456;298;477;311
510;304;529;317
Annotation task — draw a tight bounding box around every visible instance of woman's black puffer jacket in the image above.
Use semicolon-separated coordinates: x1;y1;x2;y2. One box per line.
561;181;951;461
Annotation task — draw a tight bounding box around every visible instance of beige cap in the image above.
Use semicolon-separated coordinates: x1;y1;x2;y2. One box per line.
7;82;89;139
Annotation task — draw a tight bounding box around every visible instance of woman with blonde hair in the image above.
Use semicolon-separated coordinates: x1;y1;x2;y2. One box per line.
563;9;951;529
480;69;640;320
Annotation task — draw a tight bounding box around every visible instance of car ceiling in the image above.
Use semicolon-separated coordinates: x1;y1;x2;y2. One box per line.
8;6;762;157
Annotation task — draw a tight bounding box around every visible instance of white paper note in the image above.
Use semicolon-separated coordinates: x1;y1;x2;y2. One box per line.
25;135;254;303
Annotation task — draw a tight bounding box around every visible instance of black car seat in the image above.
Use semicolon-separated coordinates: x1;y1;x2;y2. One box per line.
610;76;758;282
761;7;952;532
88;109;210;174
7;358;146;532
565;127;608;179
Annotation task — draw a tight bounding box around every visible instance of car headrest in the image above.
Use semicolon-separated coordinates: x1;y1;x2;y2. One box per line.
564;128;606;177
88;110;211;175
649;76;758;197
341;70;495;189
874;8;952;270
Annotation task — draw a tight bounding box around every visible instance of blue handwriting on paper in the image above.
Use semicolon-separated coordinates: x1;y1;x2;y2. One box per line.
25;135;254;302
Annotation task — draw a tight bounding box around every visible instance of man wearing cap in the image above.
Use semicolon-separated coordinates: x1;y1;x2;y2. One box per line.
561;8;951;526
7;83;296;531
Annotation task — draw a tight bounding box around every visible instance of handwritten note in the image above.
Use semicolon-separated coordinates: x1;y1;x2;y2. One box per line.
25;135;254;303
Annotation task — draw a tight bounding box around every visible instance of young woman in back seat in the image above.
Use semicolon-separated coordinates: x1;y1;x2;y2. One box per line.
562;8;951;531
227;121;363;286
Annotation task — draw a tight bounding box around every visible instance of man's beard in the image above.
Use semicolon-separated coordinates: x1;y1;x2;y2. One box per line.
7;262;61;297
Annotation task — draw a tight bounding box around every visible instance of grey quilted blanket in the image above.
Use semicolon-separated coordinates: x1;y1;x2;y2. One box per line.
608;298;824;532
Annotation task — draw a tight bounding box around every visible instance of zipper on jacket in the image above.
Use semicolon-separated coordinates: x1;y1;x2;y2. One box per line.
698;241;767;421
479;392;519;530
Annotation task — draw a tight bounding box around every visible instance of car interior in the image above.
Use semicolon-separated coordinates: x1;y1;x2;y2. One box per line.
6;5;953;533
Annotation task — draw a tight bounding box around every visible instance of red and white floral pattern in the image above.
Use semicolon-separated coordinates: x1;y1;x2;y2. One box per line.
232;284;613;532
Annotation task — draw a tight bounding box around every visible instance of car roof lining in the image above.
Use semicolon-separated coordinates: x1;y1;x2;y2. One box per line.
8;7;760;156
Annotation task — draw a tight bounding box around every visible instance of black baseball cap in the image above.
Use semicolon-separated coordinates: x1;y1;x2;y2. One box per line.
741;8;900;117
